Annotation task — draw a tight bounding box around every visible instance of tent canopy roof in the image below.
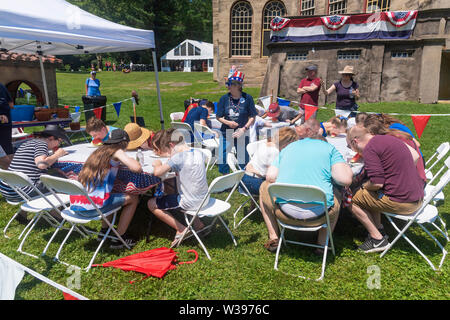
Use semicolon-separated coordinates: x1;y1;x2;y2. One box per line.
161;39;213;61
0;0;155;56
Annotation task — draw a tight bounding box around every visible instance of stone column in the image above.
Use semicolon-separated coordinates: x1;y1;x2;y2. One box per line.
419;44;443;103
368;44;385;103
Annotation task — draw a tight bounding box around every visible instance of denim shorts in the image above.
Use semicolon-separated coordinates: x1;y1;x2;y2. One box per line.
155;194;181;211
241;174;265;196
73;193;127;218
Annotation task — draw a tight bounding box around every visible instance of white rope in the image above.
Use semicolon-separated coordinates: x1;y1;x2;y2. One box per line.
288;100;450;117
0;252;89;300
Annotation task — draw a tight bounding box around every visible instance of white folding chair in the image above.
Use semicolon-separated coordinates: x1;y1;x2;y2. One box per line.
246;139;267;160
226;152;261;229
380;156;450;271
39;174;131;271
171;121;197;146
425;142;449;180
191;147;213;171
0;169;70;258
172;170;245;260
425;153;448;205
193;122;220;169
268;183;335;281
170;112;185;121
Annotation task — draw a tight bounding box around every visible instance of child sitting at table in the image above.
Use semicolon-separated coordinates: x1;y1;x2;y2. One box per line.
85;117;118;145
147;128;209;247
151;130;171;157
318;116;347;138
70;129;142;249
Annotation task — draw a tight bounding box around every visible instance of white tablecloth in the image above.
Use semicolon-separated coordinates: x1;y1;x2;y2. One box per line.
326;134;363;175
59;143;170;176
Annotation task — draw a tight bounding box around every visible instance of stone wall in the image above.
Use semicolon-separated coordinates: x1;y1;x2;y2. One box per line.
261;8;450;104
213;0;450;90
0;61;58;107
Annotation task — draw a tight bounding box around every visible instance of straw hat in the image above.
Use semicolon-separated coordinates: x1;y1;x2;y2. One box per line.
338;65;356;75
124;123;151;150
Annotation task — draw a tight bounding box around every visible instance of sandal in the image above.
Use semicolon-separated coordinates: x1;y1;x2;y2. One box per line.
263;238;279;253
171;229;192;247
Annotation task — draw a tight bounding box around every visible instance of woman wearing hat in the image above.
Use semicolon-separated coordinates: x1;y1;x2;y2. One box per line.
85;71;101;97
0;125;70;203
324;65;360;112
70;129;142;249
123;123;152;150
216;67;257;174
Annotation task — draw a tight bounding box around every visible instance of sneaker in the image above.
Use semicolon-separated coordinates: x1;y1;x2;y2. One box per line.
358;235;389;253
109;234;137;249
365;227;389;241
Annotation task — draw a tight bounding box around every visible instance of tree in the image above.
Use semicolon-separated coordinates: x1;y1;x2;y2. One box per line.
64;0;212;69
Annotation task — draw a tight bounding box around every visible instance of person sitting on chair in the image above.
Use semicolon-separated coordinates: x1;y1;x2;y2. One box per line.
147;128;208;247
243;127;298;196
346;125;424;253
0;125;70;203
85;118;118;145
259;134;353;253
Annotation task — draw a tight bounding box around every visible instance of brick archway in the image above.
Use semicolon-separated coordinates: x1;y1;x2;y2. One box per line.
5;80;44;105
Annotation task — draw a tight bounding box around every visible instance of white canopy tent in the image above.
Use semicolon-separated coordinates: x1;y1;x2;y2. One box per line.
0;0;165;128
161;39;213;72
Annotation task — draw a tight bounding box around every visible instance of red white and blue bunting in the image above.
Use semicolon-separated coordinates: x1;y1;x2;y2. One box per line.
270;11;418;42
321;15;350;31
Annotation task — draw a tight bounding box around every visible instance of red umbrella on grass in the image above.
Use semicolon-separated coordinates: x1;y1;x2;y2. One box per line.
92;247;198;283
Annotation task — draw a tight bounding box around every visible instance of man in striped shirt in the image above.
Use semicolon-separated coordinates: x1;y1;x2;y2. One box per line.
0;125;69;203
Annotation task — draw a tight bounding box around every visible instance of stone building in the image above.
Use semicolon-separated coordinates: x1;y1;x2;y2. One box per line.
213;0;450;103
0;52;61;107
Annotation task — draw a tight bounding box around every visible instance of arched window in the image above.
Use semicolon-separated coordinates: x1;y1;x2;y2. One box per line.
230;1;253;57
262;1;286;57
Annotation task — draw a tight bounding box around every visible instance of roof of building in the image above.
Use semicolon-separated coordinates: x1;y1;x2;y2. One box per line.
0;52;62;64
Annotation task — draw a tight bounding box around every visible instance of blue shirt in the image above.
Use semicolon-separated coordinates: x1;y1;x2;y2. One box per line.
272;138;345;207
86;78;101;96
216;92;257;132
184;106;208;132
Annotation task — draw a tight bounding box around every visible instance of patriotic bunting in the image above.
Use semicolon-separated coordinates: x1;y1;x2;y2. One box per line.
411;115;431;139
270;11;418;43
270;16;290;31
304;105;318;121
93;107;102;119
320;15;350;31
113;102;122;117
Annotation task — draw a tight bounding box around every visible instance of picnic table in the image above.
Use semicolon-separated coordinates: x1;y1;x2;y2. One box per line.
52;143;173;194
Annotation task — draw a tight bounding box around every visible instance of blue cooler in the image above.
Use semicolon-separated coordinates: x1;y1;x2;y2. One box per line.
11;105;35;121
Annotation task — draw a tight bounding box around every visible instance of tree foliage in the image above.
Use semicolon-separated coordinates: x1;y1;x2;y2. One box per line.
64;0;212;68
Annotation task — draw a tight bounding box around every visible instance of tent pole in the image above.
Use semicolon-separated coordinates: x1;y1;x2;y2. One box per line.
152;50;164;129
39;55;50;107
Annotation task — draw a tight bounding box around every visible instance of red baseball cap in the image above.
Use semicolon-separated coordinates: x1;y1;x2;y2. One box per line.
267;103;280;117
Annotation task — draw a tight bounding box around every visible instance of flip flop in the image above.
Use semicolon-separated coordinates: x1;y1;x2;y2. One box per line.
171;228;193;247
263;238;279;253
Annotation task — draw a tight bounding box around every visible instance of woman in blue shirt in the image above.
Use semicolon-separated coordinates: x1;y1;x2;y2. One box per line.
216;69;257;174
85;71;101;96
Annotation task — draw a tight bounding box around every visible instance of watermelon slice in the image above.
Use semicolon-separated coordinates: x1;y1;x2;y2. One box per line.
92;138;103;146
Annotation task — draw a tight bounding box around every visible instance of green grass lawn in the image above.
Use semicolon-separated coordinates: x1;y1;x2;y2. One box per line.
2;71;449;300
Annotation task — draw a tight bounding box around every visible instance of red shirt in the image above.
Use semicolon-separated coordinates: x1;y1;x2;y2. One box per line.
298;77;321;107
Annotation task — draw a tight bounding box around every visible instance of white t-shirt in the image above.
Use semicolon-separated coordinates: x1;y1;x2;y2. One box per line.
249;116;267;143
248;143;279;176
168;149;209;211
